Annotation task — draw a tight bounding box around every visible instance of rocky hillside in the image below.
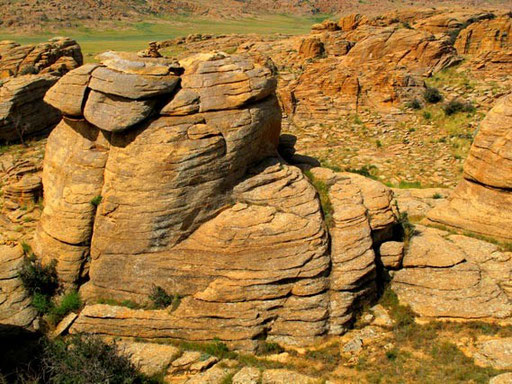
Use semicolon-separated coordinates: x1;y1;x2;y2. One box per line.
1;0;511;31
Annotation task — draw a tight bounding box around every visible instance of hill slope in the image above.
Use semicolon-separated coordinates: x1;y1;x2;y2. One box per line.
1;0;511;32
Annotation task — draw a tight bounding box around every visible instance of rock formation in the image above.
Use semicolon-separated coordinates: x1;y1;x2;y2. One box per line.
31;51;399;350
427;93;512;241
0;37;82;79
393;93;512;322
0;37;83;141
0;245;37;334
393;225;512;321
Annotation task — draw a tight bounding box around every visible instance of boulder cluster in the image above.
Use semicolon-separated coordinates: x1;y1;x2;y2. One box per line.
27;51;402;350
0;37;82;141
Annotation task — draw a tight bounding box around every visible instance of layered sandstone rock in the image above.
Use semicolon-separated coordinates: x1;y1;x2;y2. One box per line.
0;37;83;141
427;93;512;240
32;51;399;350
0;37;82;79
0;75;60;141
393;226;512;321
455;14;512;75
0;245;37;334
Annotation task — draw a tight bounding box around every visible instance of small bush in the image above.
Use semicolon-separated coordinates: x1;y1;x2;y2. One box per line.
345;164;379;180
48;291;82;325
148;285;180;310
422;110;432;120
376;139;382;148
41;335;154;384
443;99;476;116
256;341;284;356
401;21;413;29
19;255;59;298
32;292;55;315
90;195;102;207
406;99;422;110
423;87;443;104
433;193;443;199
19;65;38;75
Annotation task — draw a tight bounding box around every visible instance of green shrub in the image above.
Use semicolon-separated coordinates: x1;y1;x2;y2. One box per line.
19;65;38;75
443;99;476;116
256;341;284;356
406;99;422;110
19;254;58;298
41;335;155;384
48;291;82;325
90;195;102;207
423;87;443;104
32;292;54;315
345;165;378;180
304;171;333;228
422;110;432;120
433;193;443;199
148;285;180;310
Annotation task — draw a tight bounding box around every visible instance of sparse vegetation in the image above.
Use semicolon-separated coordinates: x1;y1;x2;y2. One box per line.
19;254;59;315
443;99;476;116
40;335;158;384
256;341;284;356
90;195;102;207
406;98;422;110
97;298;143;309
423;87;443;104
149;285;181;311
304;170;333;228
345;165;379;180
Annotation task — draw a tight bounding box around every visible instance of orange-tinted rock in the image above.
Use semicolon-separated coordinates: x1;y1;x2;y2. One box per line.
427;94;512;240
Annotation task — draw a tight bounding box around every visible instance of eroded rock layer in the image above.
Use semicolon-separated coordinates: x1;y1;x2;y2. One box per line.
0;37;83;141
33;51;401;349
427;93;512;240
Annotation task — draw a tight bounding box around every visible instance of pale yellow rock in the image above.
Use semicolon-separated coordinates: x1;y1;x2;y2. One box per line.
262;369;322;384
0;245;37;333
117;341;180;376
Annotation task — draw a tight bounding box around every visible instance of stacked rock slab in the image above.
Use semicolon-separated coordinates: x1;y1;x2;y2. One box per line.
393;226;512;321
34;51;398;350
426;93;512;241
0;37;83;141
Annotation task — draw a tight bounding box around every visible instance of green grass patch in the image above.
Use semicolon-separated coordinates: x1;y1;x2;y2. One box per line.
304;170;333;228
0;15;325;61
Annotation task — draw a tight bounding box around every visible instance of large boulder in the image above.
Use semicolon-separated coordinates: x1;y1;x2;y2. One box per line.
427;93;512;241
393;226;512;321
33;51;398;350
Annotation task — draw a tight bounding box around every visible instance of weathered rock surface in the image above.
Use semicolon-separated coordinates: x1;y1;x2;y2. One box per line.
455;15;511;72
0;37;83;141
474;338;512;369
0;245;37;333
0;75;60;141
379;241;404;269
0;37;82;79
33;51;400;350
117;341;180;376
262;369;322;384
490;372;512;384
393;226;512;321
427;93;512;240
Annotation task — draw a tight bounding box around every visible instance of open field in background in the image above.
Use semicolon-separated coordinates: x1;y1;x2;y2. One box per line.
0;15;327;60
